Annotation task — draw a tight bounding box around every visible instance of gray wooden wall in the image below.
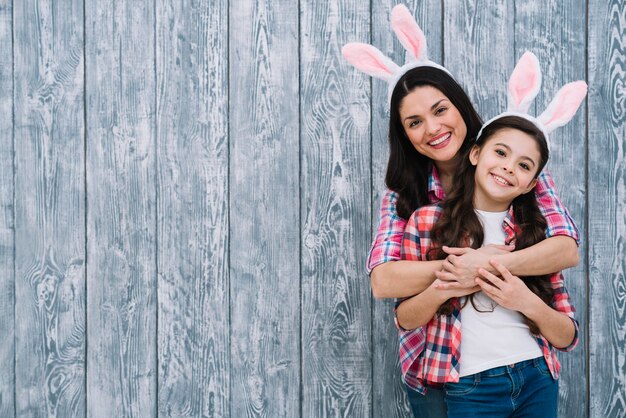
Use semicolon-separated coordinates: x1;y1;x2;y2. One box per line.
0;0;624;417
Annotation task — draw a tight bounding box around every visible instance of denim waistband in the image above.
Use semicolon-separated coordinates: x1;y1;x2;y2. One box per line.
470;357;544;379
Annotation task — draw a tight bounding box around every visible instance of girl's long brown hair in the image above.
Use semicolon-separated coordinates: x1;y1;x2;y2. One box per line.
430;116;552;335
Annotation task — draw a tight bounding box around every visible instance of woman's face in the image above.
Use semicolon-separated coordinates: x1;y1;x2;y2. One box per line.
398;86;467;162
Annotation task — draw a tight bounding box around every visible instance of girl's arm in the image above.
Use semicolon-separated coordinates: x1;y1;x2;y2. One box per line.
395;279;479;330
476;261;577;349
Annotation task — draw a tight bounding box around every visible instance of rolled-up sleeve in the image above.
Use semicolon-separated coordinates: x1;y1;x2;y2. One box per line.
550;272;579;352
366;189;407;273
535;170;580;245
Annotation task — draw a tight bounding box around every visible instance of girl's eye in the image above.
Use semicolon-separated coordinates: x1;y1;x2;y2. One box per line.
495;149;506;157
519;163;530;170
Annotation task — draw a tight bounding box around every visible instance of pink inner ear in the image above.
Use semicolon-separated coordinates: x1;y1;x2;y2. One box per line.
543;89;584;126
396;26;423;60
342;44;394;75
511;72;537;107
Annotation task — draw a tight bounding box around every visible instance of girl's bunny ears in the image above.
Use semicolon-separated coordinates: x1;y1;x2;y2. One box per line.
477;51;587;145
342;4;452;101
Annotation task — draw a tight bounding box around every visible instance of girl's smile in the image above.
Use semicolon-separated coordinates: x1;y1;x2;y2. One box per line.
470;128;541;211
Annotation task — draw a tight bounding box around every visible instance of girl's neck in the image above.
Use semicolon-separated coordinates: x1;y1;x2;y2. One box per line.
472;192;513;213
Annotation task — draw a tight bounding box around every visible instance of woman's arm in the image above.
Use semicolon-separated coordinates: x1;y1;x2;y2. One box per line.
370;260;443;299
437;235;578;288
368;190;446;299
476;261;576;349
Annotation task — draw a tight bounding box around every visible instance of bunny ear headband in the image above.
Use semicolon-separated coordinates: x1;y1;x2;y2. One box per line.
341;4;452;101
476;51;588;148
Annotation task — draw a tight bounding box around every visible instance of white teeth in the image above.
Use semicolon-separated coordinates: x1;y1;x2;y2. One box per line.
429;133;450;146
491;174;511;186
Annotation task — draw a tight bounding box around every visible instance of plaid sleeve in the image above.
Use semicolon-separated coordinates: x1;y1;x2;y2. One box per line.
366;189;408;273
549;272;579;352
535;169;580;244
400;210;423;261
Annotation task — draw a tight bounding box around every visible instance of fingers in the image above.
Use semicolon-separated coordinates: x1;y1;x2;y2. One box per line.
434;270;457;282
476;278;503;301
442;246;470;256
441;258;456;273
477;267;504;288
489;260;516;281
434;280;464;291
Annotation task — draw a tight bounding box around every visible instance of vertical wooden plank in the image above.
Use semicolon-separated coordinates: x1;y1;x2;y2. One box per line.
229;0;300;416
0;0;13;416
589;1;626;417
445;0;513;119
370;2;442;417
515;2;588;416
85;0;156;416
13;0;86;416
301;1;371;416
156;0;229;416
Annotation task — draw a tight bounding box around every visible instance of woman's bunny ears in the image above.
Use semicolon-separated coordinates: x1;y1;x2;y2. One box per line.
342;4;452;100
477;51;587;144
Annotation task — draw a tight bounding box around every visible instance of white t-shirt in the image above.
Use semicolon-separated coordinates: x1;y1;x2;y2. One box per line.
458;209;542;377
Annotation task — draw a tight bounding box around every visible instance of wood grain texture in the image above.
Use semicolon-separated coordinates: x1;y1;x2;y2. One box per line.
156;0;229;416
370;2;442;417
229;0;300;416
514;2;588;417
588;1;626;417
0;0;13;416
13;0;86;416
444;0;514;119
301;1;372;417
85;0;156;416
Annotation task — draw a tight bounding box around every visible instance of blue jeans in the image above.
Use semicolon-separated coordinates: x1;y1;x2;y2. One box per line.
406;385;447;418
444;357;558;418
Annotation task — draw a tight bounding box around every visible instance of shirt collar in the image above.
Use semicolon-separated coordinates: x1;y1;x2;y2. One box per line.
428;165;446;203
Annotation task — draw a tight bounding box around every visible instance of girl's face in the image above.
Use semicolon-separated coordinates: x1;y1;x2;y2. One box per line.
469;128;541;212
398;86;467;163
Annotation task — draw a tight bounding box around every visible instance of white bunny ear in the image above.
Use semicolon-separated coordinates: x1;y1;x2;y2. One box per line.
391;4;428;62
507;51;542;113
537;81;587;133
342;42;400;82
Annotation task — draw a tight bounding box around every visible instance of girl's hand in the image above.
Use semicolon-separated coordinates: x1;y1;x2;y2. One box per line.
475;260;540;314
435;244;515;289
430;278;480;302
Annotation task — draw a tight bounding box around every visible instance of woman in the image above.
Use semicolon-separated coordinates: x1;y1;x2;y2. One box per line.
343;5;579;416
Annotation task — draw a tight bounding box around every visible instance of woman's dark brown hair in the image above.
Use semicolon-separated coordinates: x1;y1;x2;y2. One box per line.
430;116;552;335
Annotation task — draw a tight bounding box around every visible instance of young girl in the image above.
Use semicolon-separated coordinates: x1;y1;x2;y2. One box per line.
395;53;586;416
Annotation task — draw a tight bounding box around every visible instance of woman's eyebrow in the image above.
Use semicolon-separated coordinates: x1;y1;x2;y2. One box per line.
403;99;446;122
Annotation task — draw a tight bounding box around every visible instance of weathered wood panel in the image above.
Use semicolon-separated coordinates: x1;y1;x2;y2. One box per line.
589;1;626;417
514;2;588;416
13;0;86;416
445;0;513;118
0;0;13;416
85;0;156;416
371;2;442;417
229;0;300;416
301;1;372;416
156;0;229;416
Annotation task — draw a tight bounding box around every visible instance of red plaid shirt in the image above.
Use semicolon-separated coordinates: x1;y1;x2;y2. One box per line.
396;203;579;393
367;167;579;272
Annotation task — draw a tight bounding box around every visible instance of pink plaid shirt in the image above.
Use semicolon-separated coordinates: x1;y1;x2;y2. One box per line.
396;203;579;394
366;167;579;272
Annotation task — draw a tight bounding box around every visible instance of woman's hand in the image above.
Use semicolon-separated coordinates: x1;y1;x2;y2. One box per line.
475;260;540;314
434;244;514;289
